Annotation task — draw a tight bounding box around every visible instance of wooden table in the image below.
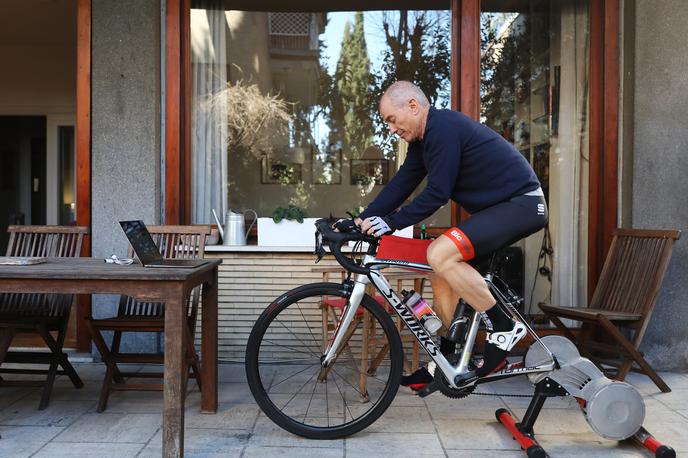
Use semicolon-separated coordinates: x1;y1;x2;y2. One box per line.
0;257;220;457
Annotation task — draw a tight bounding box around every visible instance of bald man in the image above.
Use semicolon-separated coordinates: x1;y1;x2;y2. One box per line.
355;81;547;389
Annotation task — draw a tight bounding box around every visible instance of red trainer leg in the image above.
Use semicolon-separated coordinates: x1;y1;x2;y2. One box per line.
633;427;676;458
495;408;546;458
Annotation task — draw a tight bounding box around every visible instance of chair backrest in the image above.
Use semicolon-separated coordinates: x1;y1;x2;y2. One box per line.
119;225;211;321
5;225;88;257
2;225;89;318
590;228;681;320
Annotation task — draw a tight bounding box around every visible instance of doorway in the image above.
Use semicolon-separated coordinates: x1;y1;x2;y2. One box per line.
479;0;591;314
0;116;47;251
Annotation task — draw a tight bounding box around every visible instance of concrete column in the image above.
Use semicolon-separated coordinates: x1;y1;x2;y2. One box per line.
91;0;162;353
632;0;688;370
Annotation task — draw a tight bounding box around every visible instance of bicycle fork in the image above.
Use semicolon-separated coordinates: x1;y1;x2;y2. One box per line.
320;270;463;388
320;274;369;369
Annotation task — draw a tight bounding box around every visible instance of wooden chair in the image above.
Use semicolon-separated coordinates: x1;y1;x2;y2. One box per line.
0;225;88;410
85;225;210;412
315;267;424;401
540;228;681;393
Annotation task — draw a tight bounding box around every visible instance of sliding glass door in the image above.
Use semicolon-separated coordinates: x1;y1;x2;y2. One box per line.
480;0;590;312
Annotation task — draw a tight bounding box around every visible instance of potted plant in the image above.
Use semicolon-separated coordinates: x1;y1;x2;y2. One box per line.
257;205;319;247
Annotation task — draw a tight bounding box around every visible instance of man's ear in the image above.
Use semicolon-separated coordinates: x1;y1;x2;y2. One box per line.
408;98;419;114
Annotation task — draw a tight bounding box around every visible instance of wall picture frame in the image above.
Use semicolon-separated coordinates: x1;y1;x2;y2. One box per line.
312;148;342;185
350;159;389;186
260;156;302;185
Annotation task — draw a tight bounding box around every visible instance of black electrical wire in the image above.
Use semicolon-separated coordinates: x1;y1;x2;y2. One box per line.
528;225;553;313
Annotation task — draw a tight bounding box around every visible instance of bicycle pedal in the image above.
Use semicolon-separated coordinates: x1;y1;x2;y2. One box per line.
416;380;439;398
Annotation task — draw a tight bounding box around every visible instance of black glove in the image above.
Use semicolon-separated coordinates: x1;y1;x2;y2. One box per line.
334;218;359;233
368;216;396;237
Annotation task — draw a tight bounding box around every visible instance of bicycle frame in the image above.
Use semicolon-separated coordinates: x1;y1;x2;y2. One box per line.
321;254;557;389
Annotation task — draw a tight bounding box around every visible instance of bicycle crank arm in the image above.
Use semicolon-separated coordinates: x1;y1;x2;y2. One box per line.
448;361;558;390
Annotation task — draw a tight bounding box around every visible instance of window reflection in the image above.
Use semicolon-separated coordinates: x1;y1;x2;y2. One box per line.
480;1;590;313
191;7;451;224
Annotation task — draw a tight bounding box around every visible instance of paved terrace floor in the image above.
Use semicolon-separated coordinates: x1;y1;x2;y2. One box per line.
0;362;686;457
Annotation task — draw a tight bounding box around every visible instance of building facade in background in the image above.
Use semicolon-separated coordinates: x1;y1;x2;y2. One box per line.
0;0;685;369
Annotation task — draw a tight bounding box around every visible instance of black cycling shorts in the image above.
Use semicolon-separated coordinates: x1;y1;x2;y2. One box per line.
442;193;547;261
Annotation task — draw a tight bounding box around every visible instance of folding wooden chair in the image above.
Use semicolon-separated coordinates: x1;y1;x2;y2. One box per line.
540;228;681;393
315;267;424;402
0;225;88;410
84;225;210;412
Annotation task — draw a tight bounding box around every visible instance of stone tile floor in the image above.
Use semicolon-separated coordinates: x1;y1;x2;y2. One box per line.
0;362;686;457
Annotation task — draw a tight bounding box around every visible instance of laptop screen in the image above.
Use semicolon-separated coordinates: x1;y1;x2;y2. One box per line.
119;220;163;265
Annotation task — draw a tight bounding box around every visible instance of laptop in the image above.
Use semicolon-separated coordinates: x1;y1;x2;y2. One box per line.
119;220;208;268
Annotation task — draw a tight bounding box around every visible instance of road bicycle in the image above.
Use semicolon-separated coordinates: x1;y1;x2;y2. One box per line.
245;219;672;457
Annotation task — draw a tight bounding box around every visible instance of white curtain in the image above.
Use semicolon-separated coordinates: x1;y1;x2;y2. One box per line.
550;0;590;308
191;2;228;223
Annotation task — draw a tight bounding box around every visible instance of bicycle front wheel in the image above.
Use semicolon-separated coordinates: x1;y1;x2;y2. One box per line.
245;282;403;439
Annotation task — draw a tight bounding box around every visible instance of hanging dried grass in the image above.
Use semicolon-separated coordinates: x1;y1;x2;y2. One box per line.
205;80;292;158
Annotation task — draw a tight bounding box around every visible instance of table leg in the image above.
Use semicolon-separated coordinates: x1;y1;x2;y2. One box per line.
163;289;186;457
201;268;218;413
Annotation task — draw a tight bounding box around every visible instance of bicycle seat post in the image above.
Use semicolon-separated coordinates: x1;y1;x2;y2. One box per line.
485;251;508;277
455;309;482;374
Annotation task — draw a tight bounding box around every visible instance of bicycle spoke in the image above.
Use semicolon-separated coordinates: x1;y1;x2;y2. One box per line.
295;301;323;351
325;368;330;427
260;339;320;359
329;366;368;399
303;369;321;423
268;362;321;391
273;318;321;355
330;364;355;423
247;284;402;434
279;366;320;411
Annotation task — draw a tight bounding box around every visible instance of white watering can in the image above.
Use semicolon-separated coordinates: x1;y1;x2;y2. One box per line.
212;208;257;246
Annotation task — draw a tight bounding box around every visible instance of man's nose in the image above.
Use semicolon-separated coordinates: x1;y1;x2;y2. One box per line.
388;124;398;135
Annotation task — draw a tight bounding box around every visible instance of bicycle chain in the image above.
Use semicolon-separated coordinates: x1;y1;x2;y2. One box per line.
471;390;533;398
432;355;534;399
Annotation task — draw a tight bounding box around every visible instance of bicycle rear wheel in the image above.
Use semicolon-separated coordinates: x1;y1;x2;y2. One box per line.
245;282;403;439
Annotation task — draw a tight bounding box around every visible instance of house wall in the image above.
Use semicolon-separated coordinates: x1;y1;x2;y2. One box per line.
632;0;688;370
0;0;76;116
201;250;433;362
91;0;162;353
0;45;75;116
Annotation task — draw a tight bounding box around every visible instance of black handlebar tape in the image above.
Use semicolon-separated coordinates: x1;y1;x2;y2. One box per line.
315;219;373;274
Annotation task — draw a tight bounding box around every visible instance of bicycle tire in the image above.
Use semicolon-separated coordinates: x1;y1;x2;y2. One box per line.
245;282;403;439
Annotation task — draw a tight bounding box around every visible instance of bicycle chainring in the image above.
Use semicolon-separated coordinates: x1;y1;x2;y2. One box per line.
433;354;477;399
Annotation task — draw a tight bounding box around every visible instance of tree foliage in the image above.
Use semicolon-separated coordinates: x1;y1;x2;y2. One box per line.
480;14;532;140
377;11;451;106
373;11;451;154
328;12;375;159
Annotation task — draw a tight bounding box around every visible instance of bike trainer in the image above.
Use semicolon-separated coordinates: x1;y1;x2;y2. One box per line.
495;335;676;458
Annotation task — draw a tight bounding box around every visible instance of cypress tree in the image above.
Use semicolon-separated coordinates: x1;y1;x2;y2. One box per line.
331;12;375;159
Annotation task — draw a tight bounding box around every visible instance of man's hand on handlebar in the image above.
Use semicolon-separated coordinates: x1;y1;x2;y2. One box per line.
360;216;396;237
333;218;359;233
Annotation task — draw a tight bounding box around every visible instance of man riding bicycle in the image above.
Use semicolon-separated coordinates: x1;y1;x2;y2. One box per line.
346;81;547;389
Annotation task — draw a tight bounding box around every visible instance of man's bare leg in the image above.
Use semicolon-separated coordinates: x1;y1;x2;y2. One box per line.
400;274;460;388
426;237;496;312
427;236;526;377
428;274;460;327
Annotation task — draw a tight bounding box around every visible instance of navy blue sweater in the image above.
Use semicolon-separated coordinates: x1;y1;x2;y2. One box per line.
359;108;541;229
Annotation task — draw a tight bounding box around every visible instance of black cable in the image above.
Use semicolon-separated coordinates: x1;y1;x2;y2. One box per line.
528;225;553;313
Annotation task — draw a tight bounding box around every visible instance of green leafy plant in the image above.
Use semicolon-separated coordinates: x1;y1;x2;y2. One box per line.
272;205;306;224
348;206;365;219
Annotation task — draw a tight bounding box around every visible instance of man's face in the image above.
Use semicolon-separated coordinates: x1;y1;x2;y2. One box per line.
379;96;422;142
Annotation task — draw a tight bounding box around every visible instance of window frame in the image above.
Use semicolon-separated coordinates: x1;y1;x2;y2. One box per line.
165;0;620;298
